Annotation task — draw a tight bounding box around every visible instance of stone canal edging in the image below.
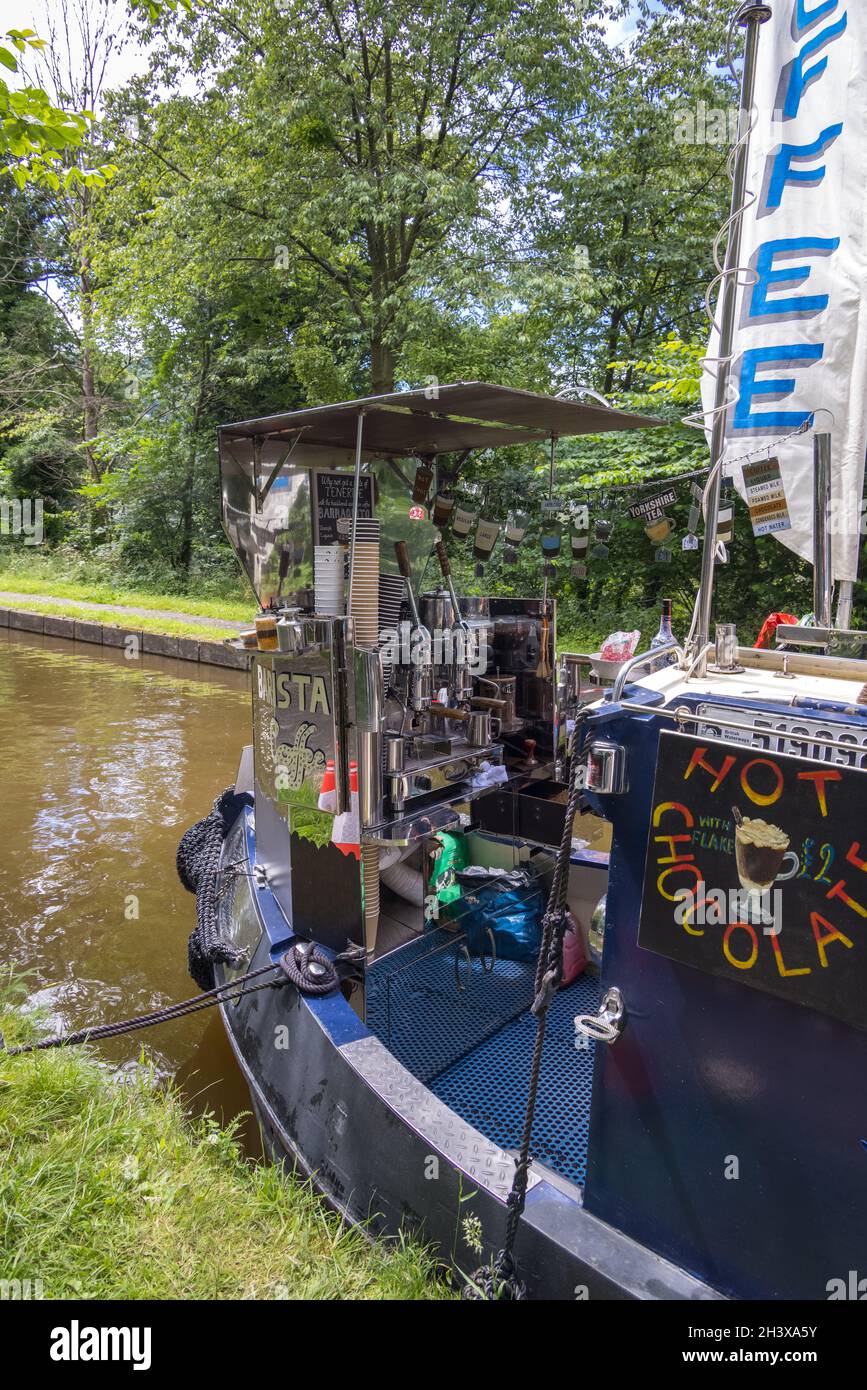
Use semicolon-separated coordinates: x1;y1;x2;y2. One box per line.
0;606;252;670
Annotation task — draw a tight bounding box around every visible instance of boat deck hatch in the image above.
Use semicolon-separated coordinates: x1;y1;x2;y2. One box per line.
366;927;600;1187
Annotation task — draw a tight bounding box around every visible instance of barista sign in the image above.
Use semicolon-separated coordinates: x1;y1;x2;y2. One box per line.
638;731;867;1030
254;656;331;804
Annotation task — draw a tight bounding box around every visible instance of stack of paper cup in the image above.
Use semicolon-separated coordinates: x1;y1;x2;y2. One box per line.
314;544;345;616
348;519;381;648
378;573;406;632
362;841;380;956
378;572;406;688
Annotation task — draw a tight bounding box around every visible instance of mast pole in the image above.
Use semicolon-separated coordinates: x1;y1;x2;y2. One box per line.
542;433;557;606
835;448;866;629
836;581;854;630
691;2;772;667
813;432;833;628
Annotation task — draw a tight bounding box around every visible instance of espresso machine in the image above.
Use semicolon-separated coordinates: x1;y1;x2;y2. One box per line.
216;385;636;960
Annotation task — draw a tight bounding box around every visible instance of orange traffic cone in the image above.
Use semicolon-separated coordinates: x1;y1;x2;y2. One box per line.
320;760;360;860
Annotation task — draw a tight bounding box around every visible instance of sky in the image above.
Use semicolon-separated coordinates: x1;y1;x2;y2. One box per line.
1;0;151;105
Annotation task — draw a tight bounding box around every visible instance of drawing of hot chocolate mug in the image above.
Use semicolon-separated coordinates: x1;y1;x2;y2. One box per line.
768;850;799;884
734;820;799;893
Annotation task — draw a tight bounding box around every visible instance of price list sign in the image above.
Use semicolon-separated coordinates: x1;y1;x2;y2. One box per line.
741;457;791;536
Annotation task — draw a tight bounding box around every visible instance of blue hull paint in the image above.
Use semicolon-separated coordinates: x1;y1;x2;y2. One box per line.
582;692;867;1299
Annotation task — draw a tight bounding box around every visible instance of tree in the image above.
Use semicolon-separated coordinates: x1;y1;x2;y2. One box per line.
117;0;613;394
0;190;83;546
0;27;92;192
0;0;193;199
530;0;737;392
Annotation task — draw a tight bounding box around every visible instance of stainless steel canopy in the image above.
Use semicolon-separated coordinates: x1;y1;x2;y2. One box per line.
219;381;662;455
218;383;662;605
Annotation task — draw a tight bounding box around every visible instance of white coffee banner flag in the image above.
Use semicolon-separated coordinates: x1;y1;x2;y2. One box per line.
702;1;867;581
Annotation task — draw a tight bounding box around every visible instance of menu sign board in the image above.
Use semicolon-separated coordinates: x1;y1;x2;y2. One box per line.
313;470;374;546
741;457;791;536
638;731;867;1030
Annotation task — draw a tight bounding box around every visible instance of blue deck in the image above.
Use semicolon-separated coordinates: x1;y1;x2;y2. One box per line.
366;931;600;1187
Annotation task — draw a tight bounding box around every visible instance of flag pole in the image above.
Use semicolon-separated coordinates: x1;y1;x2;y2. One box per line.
691;2;772;667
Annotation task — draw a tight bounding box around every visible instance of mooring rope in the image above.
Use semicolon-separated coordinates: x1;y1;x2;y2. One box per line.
0;963;288;1057
2;780;361;1058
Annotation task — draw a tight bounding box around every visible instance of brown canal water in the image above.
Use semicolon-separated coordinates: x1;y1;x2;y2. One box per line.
0;629;256;1132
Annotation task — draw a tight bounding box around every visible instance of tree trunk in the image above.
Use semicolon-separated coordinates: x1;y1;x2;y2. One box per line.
82;351;99;482
79;263;105;544
602;307;625;396
80;258;99;478
370;335;395;394
178;453;195;575
177;336;212;575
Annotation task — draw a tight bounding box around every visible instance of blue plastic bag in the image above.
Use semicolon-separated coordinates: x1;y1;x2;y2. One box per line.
443;877;543;962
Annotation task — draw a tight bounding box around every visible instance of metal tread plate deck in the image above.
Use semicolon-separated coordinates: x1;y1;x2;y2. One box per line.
365;925;538;1084
431;975;600;1188
339;1034;539;1202
364;925;600;1188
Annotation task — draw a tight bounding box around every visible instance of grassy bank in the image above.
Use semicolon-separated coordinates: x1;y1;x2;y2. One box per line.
0;555;252;623
0;553;677;654
0;979;452;1301
0;594;242;644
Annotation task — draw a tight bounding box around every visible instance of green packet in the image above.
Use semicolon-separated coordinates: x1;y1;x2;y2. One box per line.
429;831;467;904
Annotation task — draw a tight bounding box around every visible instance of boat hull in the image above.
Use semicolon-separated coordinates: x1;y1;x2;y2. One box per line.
215;810;719;1300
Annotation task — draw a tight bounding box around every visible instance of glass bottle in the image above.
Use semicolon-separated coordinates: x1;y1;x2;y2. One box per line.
650;598;677;660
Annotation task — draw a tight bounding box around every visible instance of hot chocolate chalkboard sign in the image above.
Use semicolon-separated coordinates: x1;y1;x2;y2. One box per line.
313;470;374;546
638;730;867;1030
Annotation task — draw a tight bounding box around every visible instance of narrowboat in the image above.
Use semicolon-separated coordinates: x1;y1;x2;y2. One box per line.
179;2;867;1299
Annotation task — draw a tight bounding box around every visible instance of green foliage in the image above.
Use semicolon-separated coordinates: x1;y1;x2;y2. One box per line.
527;0;736;388
610;334;706;406
2;0;863;632
128;0;194;19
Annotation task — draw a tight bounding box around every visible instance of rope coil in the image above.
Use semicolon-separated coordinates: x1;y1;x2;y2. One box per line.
177;787;251;989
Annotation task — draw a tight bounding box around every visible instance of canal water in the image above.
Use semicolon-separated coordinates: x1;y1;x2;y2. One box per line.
0;629;256;1129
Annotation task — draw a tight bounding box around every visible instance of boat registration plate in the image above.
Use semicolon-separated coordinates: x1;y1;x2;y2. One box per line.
694;703;867;769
